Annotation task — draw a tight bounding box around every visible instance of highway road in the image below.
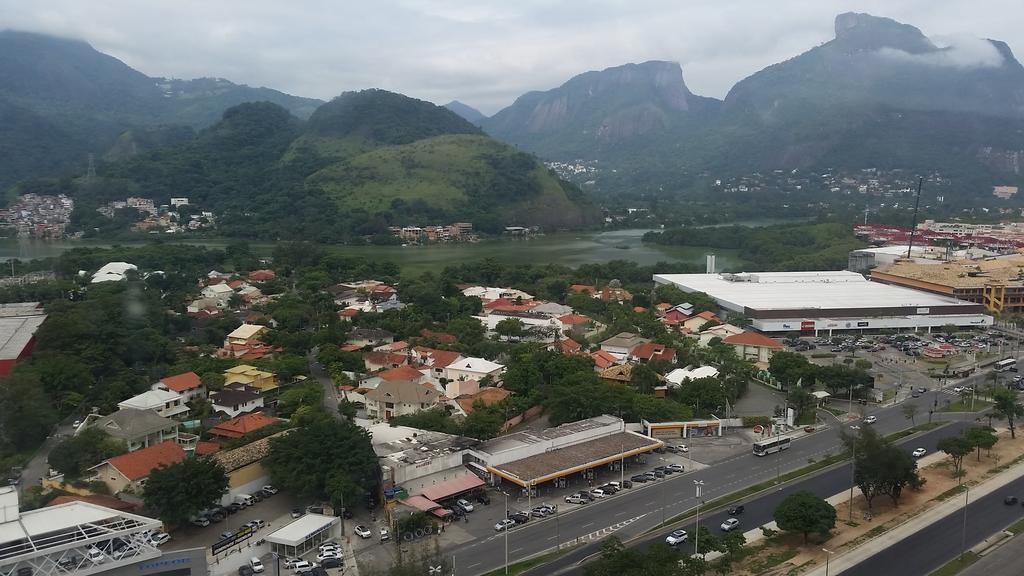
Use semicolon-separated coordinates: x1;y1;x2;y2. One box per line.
451;389;978;576
843;475;1024;576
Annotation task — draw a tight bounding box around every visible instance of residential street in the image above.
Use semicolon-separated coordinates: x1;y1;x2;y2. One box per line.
449;389;981;576
307;347;342;420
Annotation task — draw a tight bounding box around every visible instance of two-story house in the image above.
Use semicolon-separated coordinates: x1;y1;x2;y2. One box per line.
91;409;180;452
445;357;505;383
118;390;189;419
722;332;784;367
210;386;264;418
599;332;650;360
364;380;441;420
151;371;206;403
223;364;278;393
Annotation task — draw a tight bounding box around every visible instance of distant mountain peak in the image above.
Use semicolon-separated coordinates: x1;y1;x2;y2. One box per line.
444;100;486;123
833;12;934;53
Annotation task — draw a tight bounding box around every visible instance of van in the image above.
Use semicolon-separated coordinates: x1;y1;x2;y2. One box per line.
235;494;255;507
249;558;264;573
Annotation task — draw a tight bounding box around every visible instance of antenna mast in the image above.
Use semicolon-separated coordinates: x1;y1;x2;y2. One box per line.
906;177;924;259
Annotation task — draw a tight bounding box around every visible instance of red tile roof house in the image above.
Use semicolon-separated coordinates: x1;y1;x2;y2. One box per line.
552;338;584;355
88;440;186;495
722;331;784;367
629;342;677;364
363;351;410;372
206;412;281;441
419;329;457;344
151;371;206;402
590;350;618;370
247;269;276;281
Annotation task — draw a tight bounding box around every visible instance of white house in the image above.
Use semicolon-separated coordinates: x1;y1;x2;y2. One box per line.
118;389;189;419
445;357;505;382
210;387;264;418
599;332;650;360
201;283;234;306
150;371;206;403
461;286;534;302
364;380;442;421
697;323;746;347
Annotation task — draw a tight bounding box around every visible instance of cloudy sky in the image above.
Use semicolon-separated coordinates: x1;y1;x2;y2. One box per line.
1;0;1020;114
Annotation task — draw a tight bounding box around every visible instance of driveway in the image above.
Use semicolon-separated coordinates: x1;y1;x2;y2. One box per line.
307;348;342;420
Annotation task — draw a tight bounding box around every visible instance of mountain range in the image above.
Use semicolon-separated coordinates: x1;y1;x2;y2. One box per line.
480;13;1024;188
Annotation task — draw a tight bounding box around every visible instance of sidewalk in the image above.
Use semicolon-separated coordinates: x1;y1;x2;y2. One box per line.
801;457;1024;576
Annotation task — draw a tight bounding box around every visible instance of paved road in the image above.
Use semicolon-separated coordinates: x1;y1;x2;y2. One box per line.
307;347;342;419
959;528;1024;576
17;416;77;493
538;420;972;576
842;474;1024;576
452;390;979;576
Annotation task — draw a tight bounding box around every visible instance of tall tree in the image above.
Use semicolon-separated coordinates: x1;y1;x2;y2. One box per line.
48;428;126;478
773;490;837;543
964;426;998;462
936;435;972;480
901;403;919;426
265;417;379;505
992;388;1024;439
143;459;228;526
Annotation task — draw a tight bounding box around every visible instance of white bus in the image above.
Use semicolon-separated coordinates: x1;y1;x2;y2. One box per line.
752;436;792;456
994;358;1017;372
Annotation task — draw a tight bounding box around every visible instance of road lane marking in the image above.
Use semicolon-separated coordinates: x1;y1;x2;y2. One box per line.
512;547;523;553
467;563;480;569
582;522;594;528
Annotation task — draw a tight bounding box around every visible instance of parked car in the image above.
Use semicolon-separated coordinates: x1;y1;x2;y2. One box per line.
86;548;105;565
476;493;491;505
247;519;266;530
652;470;665;479
494;519;515;531
354;525;372;539
720;518;740;532
863;415;878;424
667;464;684;473
565;494;588;504
238;566;254;576
250;558;265;573
318;543;339;552
727;505;745;515
379;528;390;541
916;387;927;394
282;558;303;569
590;488;606;498
630;474;649;483
665;529;688;546
912;448;927;458
320;558;343;570
191;516;211;527
148;532;171;546
291;561;314;574
508;512;530;524
531;506;550;518
221;530;237;540
225;503;243;513
261;485;279;495
456;498;474;513
316;550;340;563
538;503;557;515
291;507;303;518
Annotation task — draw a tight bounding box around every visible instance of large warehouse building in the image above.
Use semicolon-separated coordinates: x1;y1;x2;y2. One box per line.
653;271;991;334
0;302;46;377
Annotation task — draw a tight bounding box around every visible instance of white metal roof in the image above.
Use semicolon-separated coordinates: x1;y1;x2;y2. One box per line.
0;314;46;361
0;498;160;555
653;272;976;312
266;514;338;547
666;366;719;385
447;357;504;374
117;389;182;410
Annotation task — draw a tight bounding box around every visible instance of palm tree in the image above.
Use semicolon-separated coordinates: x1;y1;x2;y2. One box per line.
992;388;1024;439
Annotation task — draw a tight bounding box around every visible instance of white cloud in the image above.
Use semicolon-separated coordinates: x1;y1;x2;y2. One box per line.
878;35;1005;69
0;0;1019;114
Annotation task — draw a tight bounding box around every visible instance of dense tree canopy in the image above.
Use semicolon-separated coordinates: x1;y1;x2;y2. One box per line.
143;458;229;526
774;490;837;543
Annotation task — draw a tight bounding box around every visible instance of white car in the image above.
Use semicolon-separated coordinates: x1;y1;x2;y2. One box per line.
291;561;314;573
72;420;82;428
667;464;684;473
86;548;105;565
720;518;740;532
250;558;265;573
953;386;965;394
379;528;390;541
677;444;689;453
863;416;877;424
148;532;171;546
282;558;303;569
261;485;279;495
912;448;927;458
590;488;606;498
354;525;372;539
456;498;474;512
494;519;515;532
665;529;688;546
316;551;341;563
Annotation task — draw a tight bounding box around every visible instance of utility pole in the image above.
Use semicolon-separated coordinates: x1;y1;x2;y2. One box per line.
339;492;346;536
848;431;856;522
960;487;969;561
693;480;704;556
504;493;509;575
823;548;833;576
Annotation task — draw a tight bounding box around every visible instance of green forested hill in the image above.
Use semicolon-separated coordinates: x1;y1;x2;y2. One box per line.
62;91;598;241
0;30;321;190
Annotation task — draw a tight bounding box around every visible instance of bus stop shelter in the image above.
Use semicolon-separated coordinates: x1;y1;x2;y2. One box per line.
266;513;339;557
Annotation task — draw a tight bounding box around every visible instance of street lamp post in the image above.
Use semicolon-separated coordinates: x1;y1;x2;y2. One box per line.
823;548;833;576
693;480;704;556
504;492;509;575
960;486;969;562
848;431;856;522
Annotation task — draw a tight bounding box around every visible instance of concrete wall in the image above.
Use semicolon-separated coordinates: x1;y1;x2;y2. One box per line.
752;313;992;333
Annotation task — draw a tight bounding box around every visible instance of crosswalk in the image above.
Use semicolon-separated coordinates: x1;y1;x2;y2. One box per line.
556;514;646;550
